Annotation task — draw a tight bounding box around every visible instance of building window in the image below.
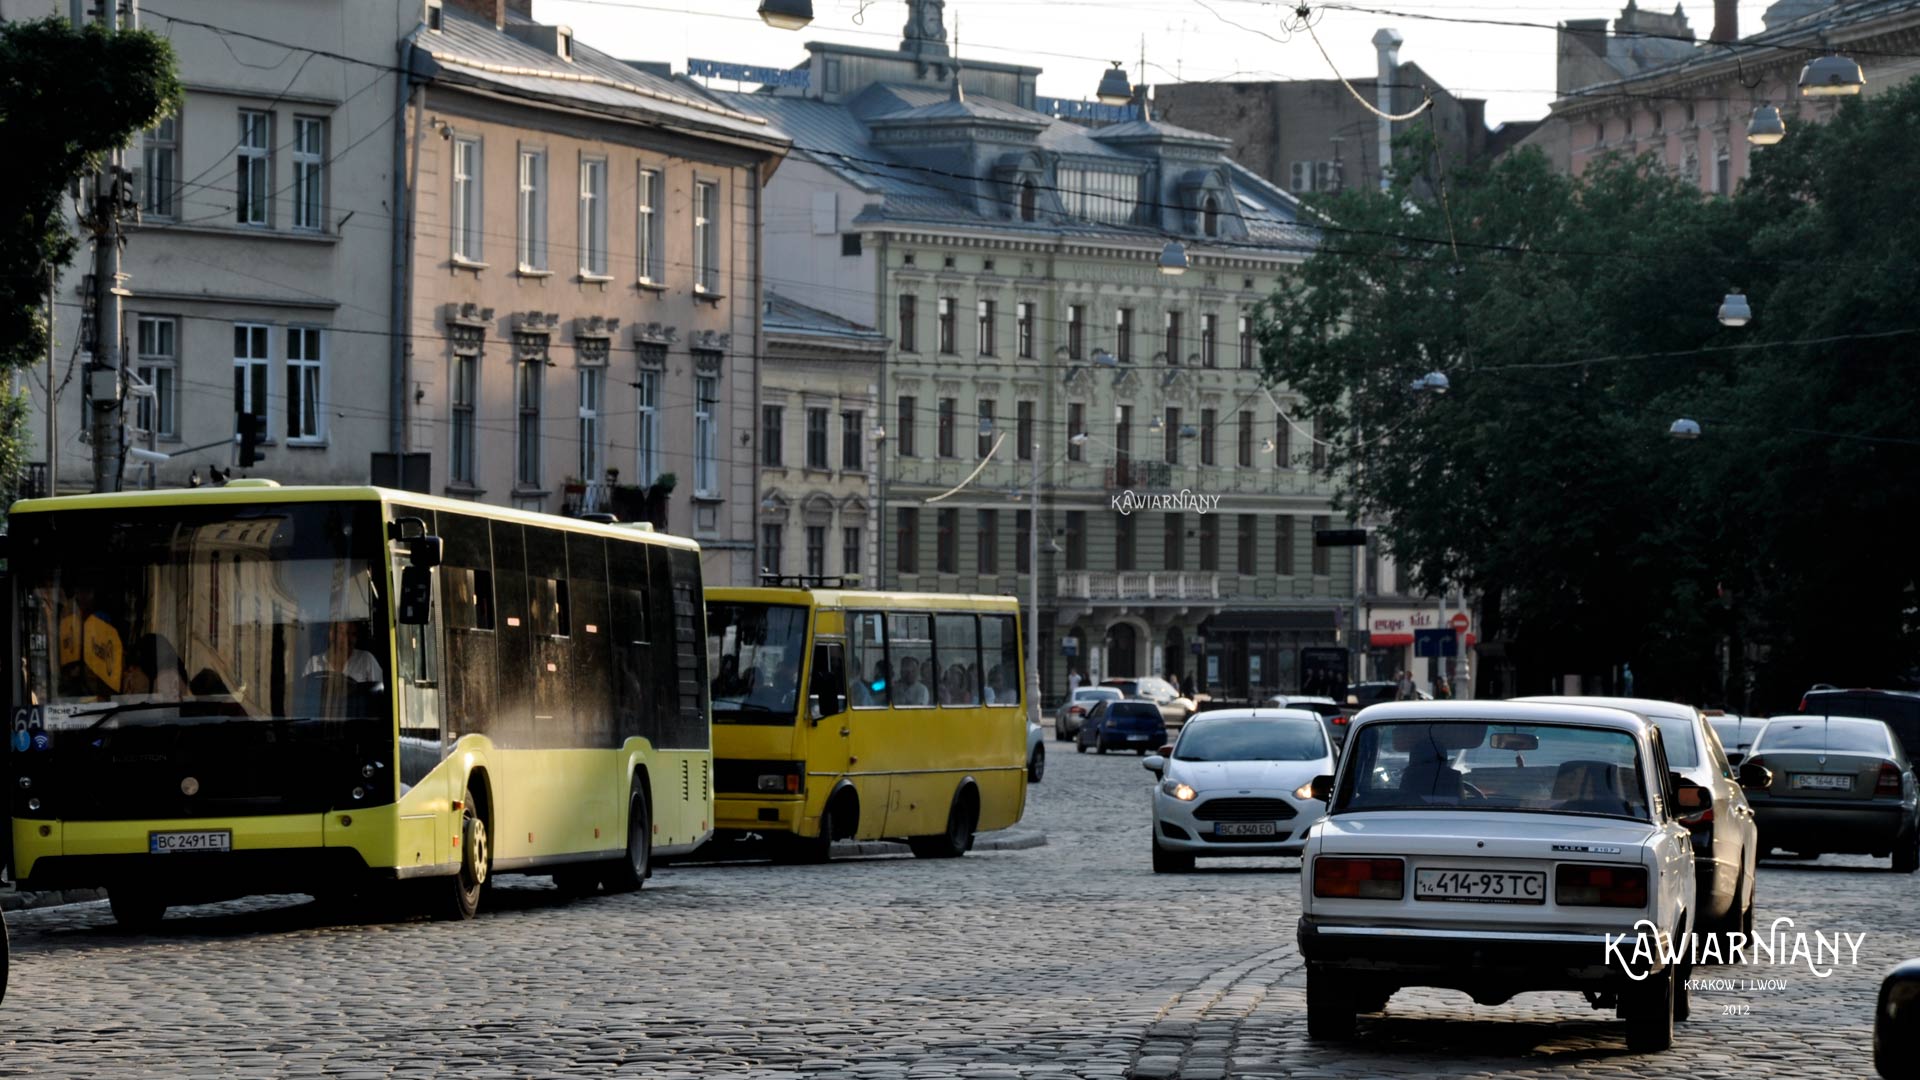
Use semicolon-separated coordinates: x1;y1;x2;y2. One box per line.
1056;166;1142;224
452;136;481;259
286;327;324;442
937;509;958;574
1199;515;1219;571
1239;314;1255;369
1199;408;1216;466
842;409;864;470
1715;144;1731;195
237;110;271;227
1201;314;1218;368
1164;407;1181;465
841;232;862;256
1116;513;1136;571
1312;415;1328;470
1065;510;1087;570
1020;179;1037;221
1366;536;1381;595
292;116;326;231
1165;311;1182;365
1237;514;1256;575
1017;301;1034;358
694;180;720;292
694;374;718;496
1016;400;1035;461
760;406;783;467
517;352;544;488
133;315;176;438
451;352;477;485
1237;410;1253;467
843;526;862;577
898;294;918;352
1311;514;1331;575
977;299;996;356
1116;307;1133;362
938;397;956;458
898;395;917;457
806;406;830;469
142;115;178;220
1274;413;1292;468
1163;514;1184;570
1116;405;1133;472
232;322;270;426
579;157;608;276
762;523;784;576
897;508;919;574
1067;402;1086;462
1203;196;1220;237
578;366;605;480
1276;515;1295;575
517;149;547;270
938;297;957;354
1067;304;1085;359
635;368;660;484
976;399;998;457
638;168;663;283
806;526;827;578
1015;509;1031;574
977;510;998;573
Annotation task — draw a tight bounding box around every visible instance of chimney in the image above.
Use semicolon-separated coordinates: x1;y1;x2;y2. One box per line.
1710;0;1737;42
446;0;506;27
1370;28;1403;193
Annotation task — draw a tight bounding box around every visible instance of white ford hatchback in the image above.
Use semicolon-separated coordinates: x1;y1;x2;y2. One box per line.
1298;701;1703;1053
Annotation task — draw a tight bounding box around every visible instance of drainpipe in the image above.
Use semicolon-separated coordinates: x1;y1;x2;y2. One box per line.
389;35;422;458
1371;28;1402;192
751;165;765;585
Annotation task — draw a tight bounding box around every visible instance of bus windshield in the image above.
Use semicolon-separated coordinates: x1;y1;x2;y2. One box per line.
707;602;808;724
13;502;390;730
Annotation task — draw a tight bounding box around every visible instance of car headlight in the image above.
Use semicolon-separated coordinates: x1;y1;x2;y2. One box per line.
1160;780;1197;801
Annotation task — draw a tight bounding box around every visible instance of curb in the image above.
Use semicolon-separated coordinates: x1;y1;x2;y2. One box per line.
0;887;106;913
833;826;1048;858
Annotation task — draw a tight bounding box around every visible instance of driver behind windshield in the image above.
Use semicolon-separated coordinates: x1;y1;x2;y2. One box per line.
305;620;386;692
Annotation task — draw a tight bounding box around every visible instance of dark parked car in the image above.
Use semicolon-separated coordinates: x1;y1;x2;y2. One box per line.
1078;700;1168;756
1799;688;1920;760
1878;958;1920;1078
1745;715;1920;871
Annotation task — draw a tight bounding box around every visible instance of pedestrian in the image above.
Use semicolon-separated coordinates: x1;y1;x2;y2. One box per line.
1068;666;1083;696
1436;677;1452;700
1395;669;1414;701
1622;663;1635;695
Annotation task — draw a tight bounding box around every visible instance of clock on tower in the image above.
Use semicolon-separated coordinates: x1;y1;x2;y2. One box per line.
901;0;950;56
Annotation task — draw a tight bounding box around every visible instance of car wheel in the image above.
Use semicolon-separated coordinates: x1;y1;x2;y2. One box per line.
1055;726;1071;742
1894;828;1919;874
1305;964;1357;1041
1151;837;1194;874
1740;881;1756;940
1353;987;1393;1014
108;889;168;932
1076;740;1087;754
1096;740;1108;755
1028;744;1045;783
1621;962;1675;1053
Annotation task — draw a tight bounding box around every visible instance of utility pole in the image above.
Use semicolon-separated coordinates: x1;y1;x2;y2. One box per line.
1027;423;1041;729
84;0;140;493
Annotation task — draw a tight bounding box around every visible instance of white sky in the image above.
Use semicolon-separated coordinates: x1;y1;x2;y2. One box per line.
540;1;1786;127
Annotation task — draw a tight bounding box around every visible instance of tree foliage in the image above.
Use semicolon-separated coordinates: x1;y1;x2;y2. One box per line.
0;17;181;372
1260;83;1920;706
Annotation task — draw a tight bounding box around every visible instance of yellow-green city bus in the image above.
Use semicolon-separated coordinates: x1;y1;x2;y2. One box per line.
5;482;711;925
705;585;1027;861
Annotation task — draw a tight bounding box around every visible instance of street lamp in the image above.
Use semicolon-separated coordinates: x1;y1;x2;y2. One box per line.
757;0;813;31
1799;54;1865;97
1158;240;1189;276
1070;432;1090;446
1096;61;1133;106
1669;418;1703;439
1747;104;1786;146
1411;370;1449;394
1718;291;1752;327
1149;414;1165;434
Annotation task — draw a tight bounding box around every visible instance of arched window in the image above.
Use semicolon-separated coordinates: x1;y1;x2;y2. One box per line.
1020;180;1037;222
1202;196;1220;238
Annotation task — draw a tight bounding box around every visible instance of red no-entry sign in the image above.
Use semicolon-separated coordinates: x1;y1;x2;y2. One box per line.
1449;613;1470;632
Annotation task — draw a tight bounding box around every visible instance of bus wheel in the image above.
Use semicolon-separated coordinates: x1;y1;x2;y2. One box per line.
776;799;836;865
910;788;977;859
604;780;652;892
440;789;488;920
108;888;168;931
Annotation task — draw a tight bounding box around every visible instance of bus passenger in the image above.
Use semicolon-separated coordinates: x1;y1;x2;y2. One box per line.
305;621;387;692
853;659;890;706
123;634;188;701
895;656;931;706
967;663;985;706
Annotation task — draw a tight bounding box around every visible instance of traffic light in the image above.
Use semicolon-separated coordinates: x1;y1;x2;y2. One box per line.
237;412;266;468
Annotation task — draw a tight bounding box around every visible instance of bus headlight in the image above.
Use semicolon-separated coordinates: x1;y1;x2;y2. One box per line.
362;764;376;778
351;786;366;800
17;776;30;789
758;774;801;793
27;797;41;812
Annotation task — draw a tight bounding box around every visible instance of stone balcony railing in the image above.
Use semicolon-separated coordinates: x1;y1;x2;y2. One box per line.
1056;571;1240;602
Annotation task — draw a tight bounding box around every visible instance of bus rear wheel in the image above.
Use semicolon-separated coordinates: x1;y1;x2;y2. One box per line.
910;789;977;859
438;788;488;921
108;888;168;931
603;779;652;892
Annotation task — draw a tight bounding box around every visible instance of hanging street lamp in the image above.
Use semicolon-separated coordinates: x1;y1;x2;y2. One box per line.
1669;418;1703;439
1747;104;1786;146
1799;54;1865;96
1096;61;1133;106
1718;291;1752;327
1158;240;1189;276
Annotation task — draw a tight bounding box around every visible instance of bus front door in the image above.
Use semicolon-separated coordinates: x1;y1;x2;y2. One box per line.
394;556;449;870
811;640;886;841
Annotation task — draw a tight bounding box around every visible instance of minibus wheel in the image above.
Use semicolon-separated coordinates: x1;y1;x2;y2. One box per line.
604;779;652;892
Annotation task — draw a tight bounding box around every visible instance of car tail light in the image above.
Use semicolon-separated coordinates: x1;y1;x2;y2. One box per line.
1879;762;1903;797
1331;715;1349;726
1556;864;1648;908
1313;856;1405;900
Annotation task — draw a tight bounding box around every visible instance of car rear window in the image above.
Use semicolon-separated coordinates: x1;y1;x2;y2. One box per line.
1075;688;1122;702
1104;680;1140;695
1757;717;1891;754
1338;721;1650;821
1110;702;1161;721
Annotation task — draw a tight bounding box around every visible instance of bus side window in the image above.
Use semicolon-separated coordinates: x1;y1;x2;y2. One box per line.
982;613;1021;707
848;611;889;708
809;641;846;721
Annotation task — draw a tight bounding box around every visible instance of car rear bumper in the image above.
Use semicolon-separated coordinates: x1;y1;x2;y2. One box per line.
1752;799;1911;852
1297;916;1670;987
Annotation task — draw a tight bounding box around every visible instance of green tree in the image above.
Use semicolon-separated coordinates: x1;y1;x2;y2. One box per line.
0;17;180;495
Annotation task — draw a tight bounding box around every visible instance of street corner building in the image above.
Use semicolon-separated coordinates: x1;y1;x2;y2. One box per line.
690;0;1356;707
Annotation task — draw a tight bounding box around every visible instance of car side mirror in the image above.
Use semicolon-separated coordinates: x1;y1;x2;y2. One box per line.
1143;755;1165;778
1159;743;1175;757
1739;762;1774;791
1674;777;1710;814
1309;774;1334;804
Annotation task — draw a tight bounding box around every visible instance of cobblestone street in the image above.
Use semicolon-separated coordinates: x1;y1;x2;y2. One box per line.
1;740;1912;1078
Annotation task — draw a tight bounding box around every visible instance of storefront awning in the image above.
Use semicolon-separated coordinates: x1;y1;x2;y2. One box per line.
1369;633;1414;646
1201;609;1338;633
